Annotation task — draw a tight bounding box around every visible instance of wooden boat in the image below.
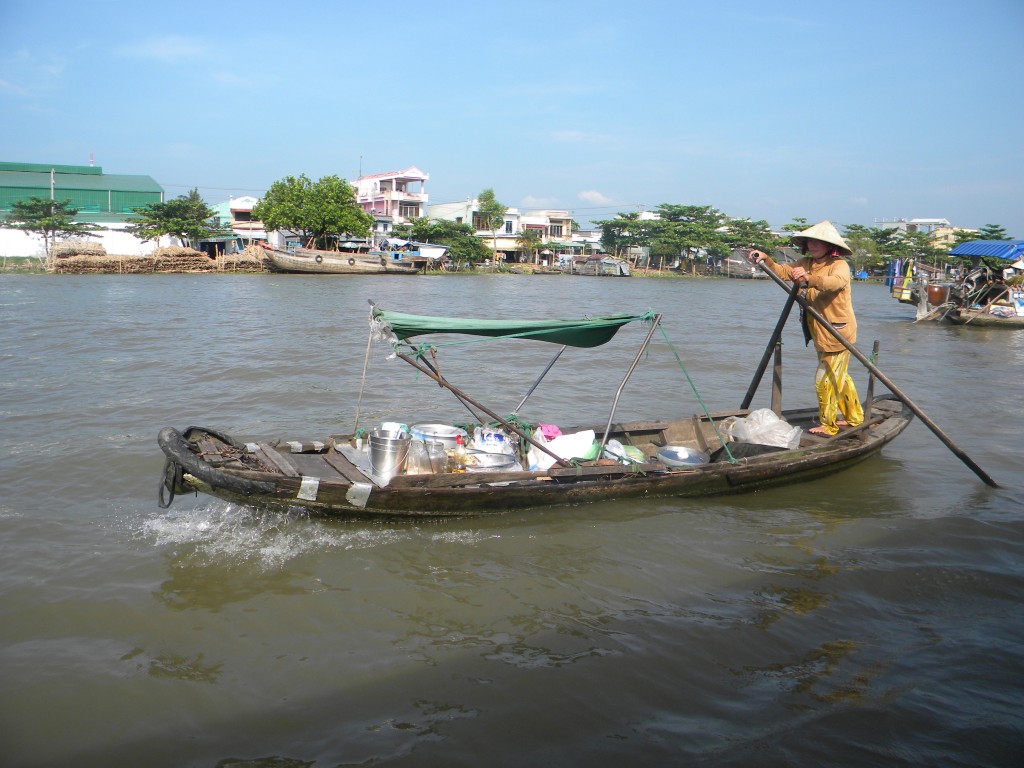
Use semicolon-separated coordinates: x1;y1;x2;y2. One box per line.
566;256;630;276
947;305;1024;328
891;241;1024;325
157;306;914;518
718;255;766;279
264;245;419;275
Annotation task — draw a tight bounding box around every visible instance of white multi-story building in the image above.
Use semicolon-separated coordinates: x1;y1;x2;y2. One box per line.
875;217;977;247
211;195;266;244
427;198;577;263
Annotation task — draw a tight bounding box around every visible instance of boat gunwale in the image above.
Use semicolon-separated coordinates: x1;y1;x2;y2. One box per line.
158;396;913;517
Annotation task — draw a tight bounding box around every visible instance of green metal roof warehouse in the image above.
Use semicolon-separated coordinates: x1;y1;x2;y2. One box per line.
0;161;164;222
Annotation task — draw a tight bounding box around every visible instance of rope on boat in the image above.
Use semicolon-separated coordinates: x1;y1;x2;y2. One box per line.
157;457;182;509
353;309;378;434
656;324;736;463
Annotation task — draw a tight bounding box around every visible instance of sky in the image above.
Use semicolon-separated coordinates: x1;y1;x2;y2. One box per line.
2;0;1022;235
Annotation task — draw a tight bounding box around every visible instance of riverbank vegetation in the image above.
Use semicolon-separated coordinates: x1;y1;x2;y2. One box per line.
3;171;1014;276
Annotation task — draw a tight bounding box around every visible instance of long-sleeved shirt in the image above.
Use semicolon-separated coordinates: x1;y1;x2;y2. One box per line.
762;255;857;353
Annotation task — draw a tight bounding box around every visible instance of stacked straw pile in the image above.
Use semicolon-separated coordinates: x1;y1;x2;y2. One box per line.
219;244;272;272
49;245;269;274
52;241;107;259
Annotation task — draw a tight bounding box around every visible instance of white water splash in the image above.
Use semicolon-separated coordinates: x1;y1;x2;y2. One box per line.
138;503;407;570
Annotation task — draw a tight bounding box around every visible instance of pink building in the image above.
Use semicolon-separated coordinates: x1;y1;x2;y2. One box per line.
352;166;428;226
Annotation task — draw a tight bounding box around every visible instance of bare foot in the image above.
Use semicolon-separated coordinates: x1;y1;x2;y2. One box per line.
808;426;832;435
836;420;850;427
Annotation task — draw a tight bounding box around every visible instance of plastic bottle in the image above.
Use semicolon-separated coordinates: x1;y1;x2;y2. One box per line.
449;434;468;471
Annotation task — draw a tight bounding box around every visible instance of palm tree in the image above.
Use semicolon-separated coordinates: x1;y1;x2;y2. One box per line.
516;228;542;264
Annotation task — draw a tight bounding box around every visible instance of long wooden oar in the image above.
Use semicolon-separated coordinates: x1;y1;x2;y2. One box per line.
755;259;1000;488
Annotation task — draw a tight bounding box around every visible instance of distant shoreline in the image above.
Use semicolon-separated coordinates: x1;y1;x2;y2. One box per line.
0;254;706;278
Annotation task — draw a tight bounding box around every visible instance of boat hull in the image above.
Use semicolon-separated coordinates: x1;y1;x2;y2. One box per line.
157;397;913;519
265;247;419;274
947;308;1024;328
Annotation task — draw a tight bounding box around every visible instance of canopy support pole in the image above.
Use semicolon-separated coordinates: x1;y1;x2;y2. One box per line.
755;261;1000;488
596;314;662;457
409;346;489;425
393;350;573;468
513;345;566;414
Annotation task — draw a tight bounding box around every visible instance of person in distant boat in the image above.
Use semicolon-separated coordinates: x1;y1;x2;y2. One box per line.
747;220;864;436
979;274;1008;306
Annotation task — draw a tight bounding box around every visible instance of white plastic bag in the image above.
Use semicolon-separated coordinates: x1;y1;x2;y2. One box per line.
723;409;801;449
602;439;646;464
527;429;597;471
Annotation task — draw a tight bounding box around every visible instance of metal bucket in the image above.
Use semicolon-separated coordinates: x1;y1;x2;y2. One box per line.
369;429;411;482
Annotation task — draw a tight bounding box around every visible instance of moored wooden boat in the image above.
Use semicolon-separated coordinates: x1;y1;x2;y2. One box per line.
891;239;1024;324
264;245;419;274
157;305;915;518
566;256;630;276
946;305;1024;328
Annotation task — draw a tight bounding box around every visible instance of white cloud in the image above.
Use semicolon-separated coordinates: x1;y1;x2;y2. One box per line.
578;190;614;206
0;77;30;96
211;70;245;86
521;195;559;208
552;129;587;141
118;36;209;61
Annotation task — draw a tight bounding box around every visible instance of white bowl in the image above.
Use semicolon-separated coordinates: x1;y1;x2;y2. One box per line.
657;445;710;467
464;449;517;472
410;423;468;449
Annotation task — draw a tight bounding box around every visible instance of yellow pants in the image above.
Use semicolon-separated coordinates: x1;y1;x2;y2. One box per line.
814;350;864;435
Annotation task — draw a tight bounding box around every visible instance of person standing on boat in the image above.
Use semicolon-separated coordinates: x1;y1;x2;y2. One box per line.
748;220;864;436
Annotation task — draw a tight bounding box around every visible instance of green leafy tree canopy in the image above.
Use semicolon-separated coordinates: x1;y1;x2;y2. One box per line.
654;204;730;265
7;197;101;260
977;223;1011;240
126;188;219;248
252;174;372;249
475;188;507;264
516;227;543;264
722;218;780;254
392;218;491;266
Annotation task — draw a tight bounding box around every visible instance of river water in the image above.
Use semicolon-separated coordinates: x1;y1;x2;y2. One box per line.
1;272;1021;767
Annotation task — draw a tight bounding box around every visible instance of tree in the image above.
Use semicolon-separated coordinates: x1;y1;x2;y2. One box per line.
950;229;980;249
391;218;491;267
515;227;542;264
781;217;810;234
475;188;507;267
252;174;372;249
653;204;729;272
841;224;884;275
7;197;101;264
126;188;219;248
722;218;779;253
977;224;1011;240
594;212;645;259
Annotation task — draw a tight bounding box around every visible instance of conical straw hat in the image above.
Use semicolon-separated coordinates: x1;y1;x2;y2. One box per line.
791;220;853;256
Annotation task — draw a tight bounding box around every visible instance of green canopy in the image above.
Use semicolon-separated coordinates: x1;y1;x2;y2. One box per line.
372;307;652;348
